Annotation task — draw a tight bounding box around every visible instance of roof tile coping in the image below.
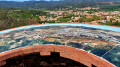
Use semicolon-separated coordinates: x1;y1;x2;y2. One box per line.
0;45;116;67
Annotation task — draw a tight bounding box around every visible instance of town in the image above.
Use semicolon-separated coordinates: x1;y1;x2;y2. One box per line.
39;7;120;26
1;5;120;31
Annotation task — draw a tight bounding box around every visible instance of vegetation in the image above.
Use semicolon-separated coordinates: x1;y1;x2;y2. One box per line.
57;17;71;22
57;15;72;22
99;5;120;11
0;1;114;10
79;15;100;22
0;9;47;31
98;21;120;27
0;1;120;31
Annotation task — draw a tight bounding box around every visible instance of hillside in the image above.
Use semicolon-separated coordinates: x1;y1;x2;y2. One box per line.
0;1;36;8
0;0;119;9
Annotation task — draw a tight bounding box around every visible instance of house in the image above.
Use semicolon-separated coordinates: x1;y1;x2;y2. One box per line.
102;20;107;23
39;16;46;21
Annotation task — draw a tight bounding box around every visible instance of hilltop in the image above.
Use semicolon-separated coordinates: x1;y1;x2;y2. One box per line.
0;0;119;9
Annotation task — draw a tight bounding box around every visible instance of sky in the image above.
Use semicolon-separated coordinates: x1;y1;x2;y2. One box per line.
0;0;60;2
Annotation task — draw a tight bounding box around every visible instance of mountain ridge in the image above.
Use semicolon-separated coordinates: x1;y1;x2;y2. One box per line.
0;0;119;9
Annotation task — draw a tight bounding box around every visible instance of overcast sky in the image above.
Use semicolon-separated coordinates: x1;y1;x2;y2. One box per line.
0;0;60;2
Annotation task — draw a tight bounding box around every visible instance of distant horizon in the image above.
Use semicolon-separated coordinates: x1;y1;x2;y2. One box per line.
0;0;61;2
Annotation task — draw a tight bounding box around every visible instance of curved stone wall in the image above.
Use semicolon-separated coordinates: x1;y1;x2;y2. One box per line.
0;45;115;67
